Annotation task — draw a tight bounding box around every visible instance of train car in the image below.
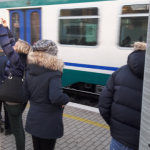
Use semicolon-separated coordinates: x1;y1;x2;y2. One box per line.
0;0;148;94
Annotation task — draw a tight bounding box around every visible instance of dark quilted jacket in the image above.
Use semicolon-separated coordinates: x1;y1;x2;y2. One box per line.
99;50;145;150
0;24;26;78
0;53;7;83
23;51;69;139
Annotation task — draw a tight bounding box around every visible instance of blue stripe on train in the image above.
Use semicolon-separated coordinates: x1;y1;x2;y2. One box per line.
64;62;119;71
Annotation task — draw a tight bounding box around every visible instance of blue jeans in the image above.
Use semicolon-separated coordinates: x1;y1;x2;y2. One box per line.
110;138;134;150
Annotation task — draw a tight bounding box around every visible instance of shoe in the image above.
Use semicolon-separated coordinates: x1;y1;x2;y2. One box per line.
5;128;12;135
0;127;4;133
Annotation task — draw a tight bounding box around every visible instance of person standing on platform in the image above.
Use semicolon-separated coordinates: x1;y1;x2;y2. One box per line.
0;49;12;135
23;40;69;150
0;18;31;150
98;42;146;150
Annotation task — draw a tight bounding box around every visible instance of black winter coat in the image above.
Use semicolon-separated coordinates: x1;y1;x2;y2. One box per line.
0;53;7;83
99;50;145;150
0;24;26;78
23;51;69;139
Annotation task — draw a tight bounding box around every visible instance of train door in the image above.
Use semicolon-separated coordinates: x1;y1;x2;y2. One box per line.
10;9;41;45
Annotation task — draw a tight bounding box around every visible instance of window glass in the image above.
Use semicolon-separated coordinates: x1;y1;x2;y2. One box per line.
12;13;20;41
119;17;148;47
122;4;149;14
31;12;40;45
60;8;98;16
59;18;98;46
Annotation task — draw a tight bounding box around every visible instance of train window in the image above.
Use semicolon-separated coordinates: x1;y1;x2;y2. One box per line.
119;4;149;48
59;8;99;46
122;4;149;14
31;12;40;45
60;8;98;16
12;13;20;41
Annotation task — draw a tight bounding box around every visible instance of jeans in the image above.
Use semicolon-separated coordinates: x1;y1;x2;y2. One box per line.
5;104;25;150
32;135;56;150
110;138;135;150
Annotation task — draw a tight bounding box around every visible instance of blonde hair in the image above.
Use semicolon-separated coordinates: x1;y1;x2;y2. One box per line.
16;39;32;54
134;42;146;51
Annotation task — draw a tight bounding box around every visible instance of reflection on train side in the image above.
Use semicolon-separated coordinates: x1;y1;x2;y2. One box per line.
119;4;148;47
59;7;99;46
10;9;41;46
12;13;20;41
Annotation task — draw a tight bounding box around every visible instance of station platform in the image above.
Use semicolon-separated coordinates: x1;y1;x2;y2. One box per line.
1;103;111;150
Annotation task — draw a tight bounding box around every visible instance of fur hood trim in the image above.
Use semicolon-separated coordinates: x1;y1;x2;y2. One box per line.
134;42;146;51
27;51;64;72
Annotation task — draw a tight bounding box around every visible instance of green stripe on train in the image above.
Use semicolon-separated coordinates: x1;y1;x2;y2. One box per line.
62;69;110;87
0;0;114;9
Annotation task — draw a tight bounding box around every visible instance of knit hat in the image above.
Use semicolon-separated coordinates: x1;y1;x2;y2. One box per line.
32;40;58;56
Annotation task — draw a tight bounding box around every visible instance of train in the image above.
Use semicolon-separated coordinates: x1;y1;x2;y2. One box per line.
0;0;148;94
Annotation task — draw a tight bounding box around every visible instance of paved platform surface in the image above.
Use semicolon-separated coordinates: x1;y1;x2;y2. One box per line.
0;105;111;150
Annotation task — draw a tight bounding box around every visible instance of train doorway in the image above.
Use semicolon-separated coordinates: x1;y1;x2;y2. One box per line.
10;9;41;45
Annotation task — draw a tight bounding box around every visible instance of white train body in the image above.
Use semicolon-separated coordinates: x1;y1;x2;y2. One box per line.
0;0;148;90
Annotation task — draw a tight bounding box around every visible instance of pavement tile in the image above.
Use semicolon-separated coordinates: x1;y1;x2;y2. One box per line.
79;146;88;150
1;105;111;150
87;145;97;150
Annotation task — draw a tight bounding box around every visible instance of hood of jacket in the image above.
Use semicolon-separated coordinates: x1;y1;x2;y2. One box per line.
127;42;146;79
27;51;64;76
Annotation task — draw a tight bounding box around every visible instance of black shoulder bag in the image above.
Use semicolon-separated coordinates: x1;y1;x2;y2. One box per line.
0;69;26;103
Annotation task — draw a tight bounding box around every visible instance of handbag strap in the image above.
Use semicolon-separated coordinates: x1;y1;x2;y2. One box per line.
8;66;26;80
23;67;26;81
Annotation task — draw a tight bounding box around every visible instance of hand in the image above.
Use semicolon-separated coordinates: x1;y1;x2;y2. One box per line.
2;19;7;27
0;18;3;24
59;105;65;109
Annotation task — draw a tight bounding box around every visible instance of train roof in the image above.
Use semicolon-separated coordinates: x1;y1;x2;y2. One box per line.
0;0;114;9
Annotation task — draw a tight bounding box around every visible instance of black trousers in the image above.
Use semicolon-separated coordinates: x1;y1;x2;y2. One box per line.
0;100;2;113
0;101;10;129
4;105;11;129
32;135;56;150
6;104;25;150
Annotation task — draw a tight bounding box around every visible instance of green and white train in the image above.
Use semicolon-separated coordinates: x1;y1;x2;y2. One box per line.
0;0;148;93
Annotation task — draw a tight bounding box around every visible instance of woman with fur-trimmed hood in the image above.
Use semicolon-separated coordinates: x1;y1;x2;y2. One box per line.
23;40;69;150
98;42;146;150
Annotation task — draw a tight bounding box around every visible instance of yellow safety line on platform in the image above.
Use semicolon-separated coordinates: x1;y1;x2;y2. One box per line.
63;113;109;129
26;104;109;130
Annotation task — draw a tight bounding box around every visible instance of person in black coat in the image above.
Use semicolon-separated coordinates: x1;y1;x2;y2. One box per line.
0;18;32;150
23;40;69;150
0;50;12;135
98;42;146;150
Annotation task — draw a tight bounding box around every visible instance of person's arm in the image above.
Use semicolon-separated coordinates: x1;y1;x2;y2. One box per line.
1;19;15;46
98;72;116;125
49;75;69;106
0;24;21;68
5;27;15;46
